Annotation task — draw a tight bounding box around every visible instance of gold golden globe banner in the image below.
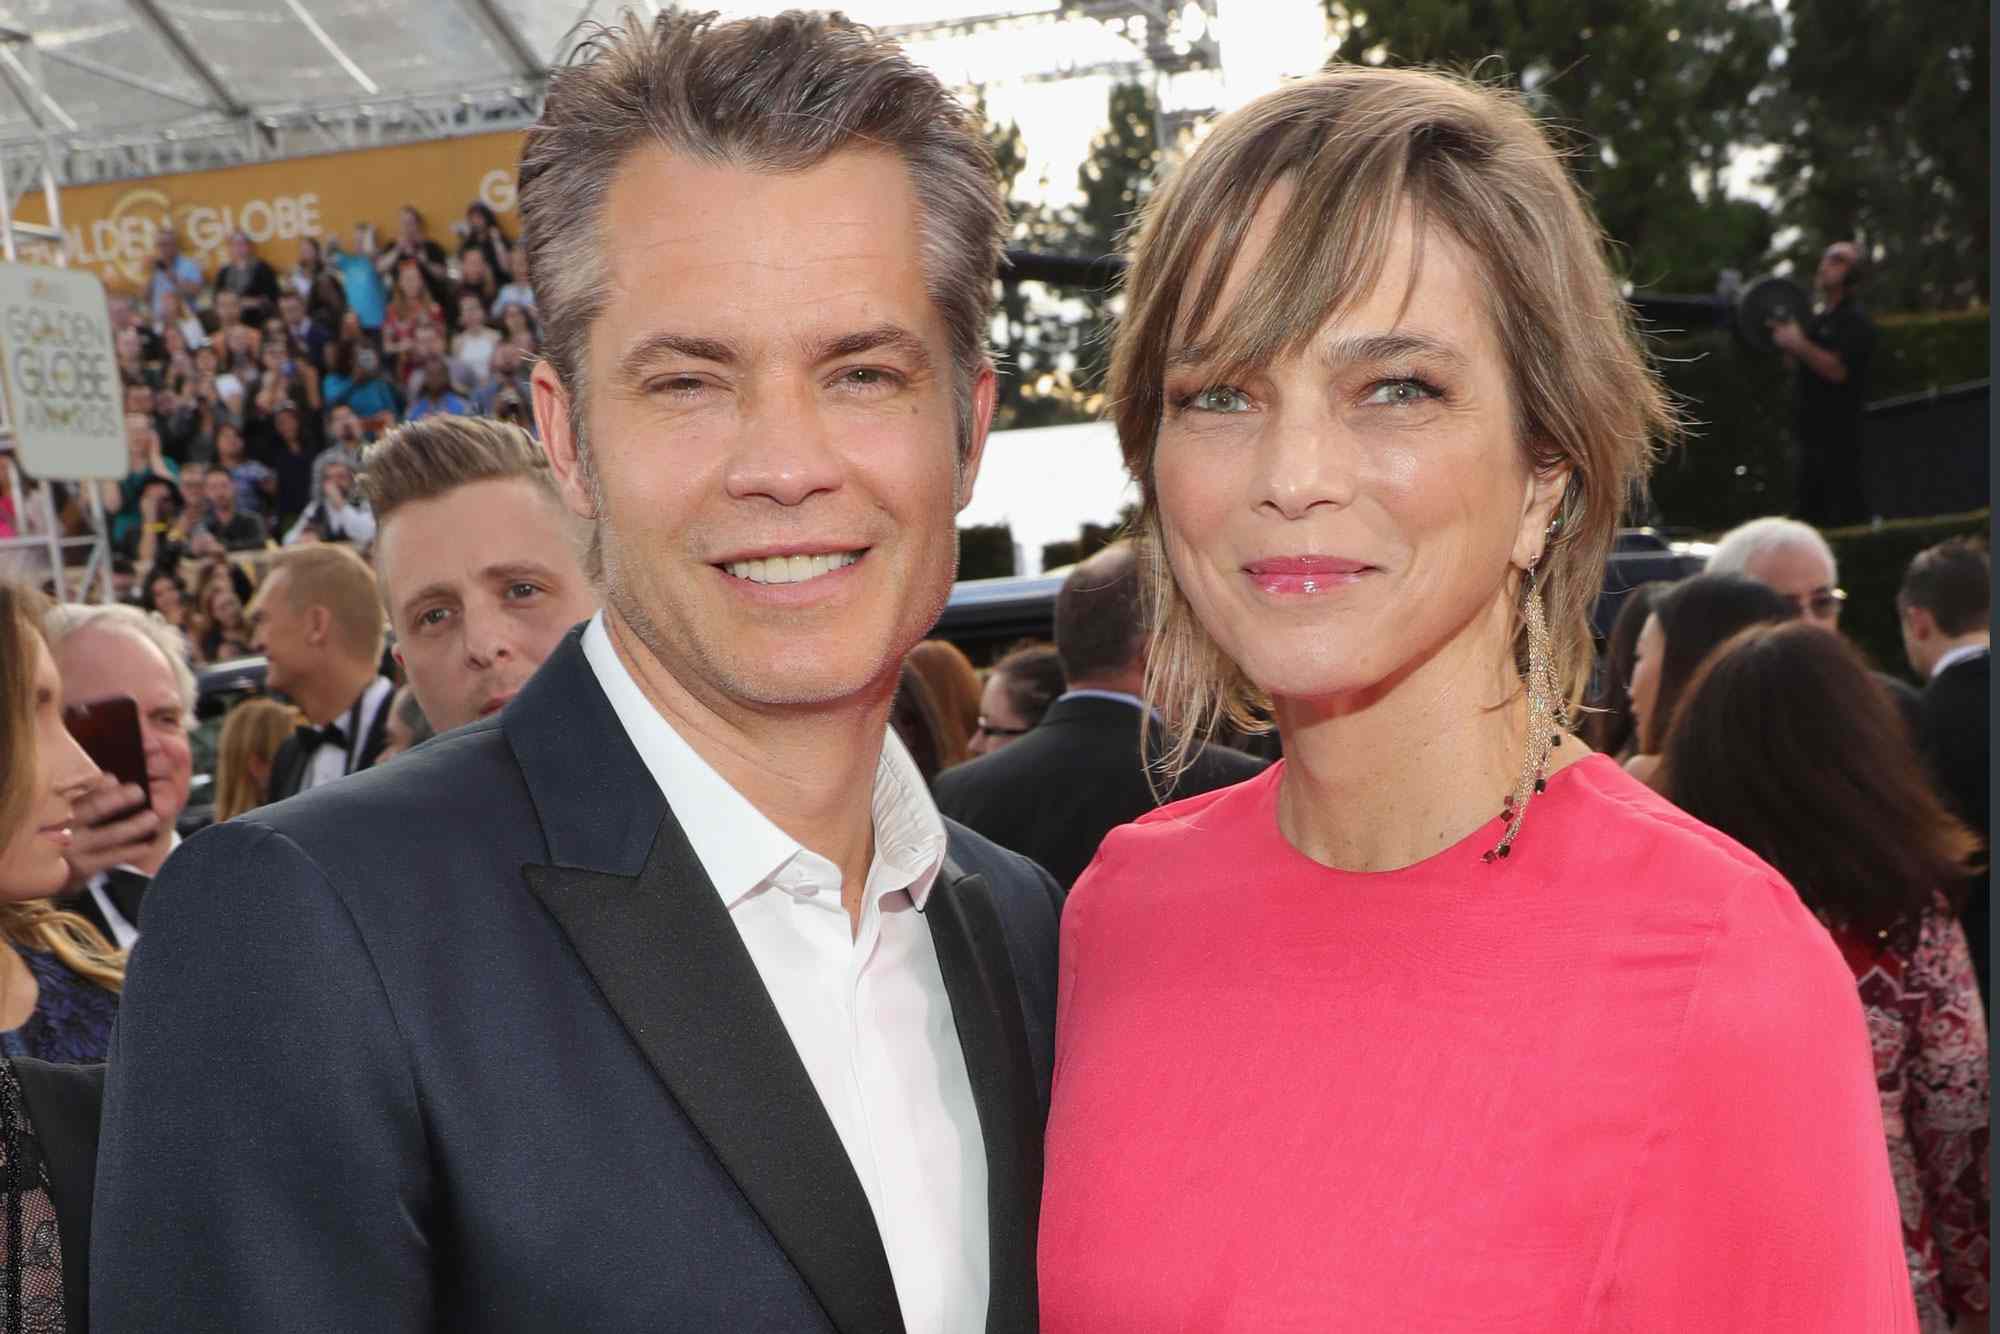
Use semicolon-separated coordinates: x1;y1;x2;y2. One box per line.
14;129;527;294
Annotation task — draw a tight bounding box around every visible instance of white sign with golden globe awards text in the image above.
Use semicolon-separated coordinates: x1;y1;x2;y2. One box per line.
0;263;124;480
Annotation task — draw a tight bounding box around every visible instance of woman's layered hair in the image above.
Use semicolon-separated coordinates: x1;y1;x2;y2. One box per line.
1664;622;1980;934
1110;65;1676;772
0;582;123;992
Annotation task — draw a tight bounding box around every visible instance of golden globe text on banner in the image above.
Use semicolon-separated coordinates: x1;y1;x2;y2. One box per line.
16;130;527;294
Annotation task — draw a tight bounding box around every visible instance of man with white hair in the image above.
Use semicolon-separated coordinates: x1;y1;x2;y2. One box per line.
1705;515;1848;628
1707;513;1923;730
46;604;197;946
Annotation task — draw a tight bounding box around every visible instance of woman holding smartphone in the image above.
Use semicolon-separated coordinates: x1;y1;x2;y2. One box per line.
1040;66;1914;1330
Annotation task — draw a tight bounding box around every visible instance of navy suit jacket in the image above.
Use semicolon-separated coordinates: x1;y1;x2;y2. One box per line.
92;630;1062;1333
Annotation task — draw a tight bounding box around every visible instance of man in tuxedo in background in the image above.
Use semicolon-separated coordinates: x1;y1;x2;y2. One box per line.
936;542;1267;888
1898;536;1991;1001
95;12;1061;1333
45;605;196;946
251;543;395;799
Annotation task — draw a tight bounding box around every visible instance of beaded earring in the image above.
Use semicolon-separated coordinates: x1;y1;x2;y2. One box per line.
1485;520;1569;864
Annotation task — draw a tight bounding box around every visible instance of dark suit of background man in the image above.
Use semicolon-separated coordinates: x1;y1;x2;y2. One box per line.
1770;240;1877;528
936;542;1268;889
94;12;1060;1333
1897;535;1991;1003
252;543;396;801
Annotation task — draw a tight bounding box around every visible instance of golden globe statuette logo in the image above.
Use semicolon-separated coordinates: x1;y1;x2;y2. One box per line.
86;187;177;288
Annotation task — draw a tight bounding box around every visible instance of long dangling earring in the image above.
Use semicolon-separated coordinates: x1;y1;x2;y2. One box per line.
1485;527;1568;864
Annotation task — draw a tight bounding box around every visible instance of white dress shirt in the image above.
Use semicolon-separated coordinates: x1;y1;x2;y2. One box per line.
85;831;179;949
1930;642;1989;681
582;615;987;1334
302;675;394;792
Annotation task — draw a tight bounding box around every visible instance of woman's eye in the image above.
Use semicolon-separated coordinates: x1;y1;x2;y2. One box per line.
1184;386;1251;413
1363;378;1441;407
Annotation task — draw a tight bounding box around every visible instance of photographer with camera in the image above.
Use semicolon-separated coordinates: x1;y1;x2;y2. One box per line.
1768;240;1877;528
284;458;375;550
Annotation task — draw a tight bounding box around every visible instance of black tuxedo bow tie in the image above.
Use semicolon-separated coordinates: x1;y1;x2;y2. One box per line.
102;866;149;926
295;722;348;753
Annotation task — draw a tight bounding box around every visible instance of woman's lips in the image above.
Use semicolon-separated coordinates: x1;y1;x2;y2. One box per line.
1243;556;1375;596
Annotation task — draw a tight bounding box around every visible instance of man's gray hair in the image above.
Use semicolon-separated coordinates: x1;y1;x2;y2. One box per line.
517;8;1004;461
43;602;197;724
1705;516;1839;583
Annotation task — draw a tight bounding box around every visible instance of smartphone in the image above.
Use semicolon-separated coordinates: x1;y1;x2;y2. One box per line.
63;696;150;821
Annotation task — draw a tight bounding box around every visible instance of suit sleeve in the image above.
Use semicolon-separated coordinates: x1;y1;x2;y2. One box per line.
1588;871;1917;1333
92;819;433;1333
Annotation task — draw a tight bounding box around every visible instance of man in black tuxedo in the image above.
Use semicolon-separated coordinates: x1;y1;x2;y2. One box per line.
94;12;1061;1333
45;604;198;946
1898;536;1991;1000
936;542;1267;888
252;543;396;800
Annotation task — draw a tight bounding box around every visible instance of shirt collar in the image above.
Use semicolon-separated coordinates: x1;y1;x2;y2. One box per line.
581;613;946;911
1931;642;1990;680
1057;688;1148;712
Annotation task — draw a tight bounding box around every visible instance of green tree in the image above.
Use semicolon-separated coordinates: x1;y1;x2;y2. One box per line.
1064;81;1160;260
1760;0;1988;309
1323;0;1784;293
1003;80;1163;422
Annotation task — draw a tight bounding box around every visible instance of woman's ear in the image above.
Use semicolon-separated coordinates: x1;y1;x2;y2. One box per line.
1514;462;1574;570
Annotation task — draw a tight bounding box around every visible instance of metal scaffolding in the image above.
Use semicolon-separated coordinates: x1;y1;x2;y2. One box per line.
0;27;114;603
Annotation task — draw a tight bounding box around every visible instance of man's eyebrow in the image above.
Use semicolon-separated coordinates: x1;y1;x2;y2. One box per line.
808;323;933;370
615;332;741;385
482;561;562;586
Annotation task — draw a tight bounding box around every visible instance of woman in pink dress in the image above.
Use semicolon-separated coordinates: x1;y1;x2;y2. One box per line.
1662;621;1988;1333
1038;66;1916;1331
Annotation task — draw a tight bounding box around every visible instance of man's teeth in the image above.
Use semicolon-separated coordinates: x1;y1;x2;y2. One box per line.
725;551;860;584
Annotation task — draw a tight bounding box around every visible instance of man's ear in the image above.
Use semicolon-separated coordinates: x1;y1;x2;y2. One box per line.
954;363;999;513
532;360;598;523
1903;604;1940;642
305;604;333;648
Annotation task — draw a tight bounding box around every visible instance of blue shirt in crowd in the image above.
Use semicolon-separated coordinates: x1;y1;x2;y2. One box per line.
331;248;387;330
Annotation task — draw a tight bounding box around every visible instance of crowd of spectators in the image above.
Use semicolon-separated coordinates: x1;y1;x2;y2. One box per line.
22;201;543;673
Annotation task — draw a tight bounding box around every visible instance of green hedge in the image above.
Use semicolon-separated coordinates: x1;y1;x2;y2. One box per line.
1646;310;1989;533
957;523;1017;580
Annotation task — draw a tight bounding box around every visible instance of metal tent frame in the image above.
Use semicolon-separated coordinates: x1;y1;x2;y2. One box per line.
0;28;115;604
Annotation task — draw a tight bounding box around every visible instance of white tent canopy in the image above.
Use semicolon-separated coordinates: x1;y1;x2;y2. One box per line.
0;2;1231;189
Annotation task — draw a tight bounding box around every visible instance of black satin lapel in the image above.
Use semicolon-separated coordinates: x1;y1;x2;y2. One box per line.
524;812;904;1334
925;870;1042;1334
